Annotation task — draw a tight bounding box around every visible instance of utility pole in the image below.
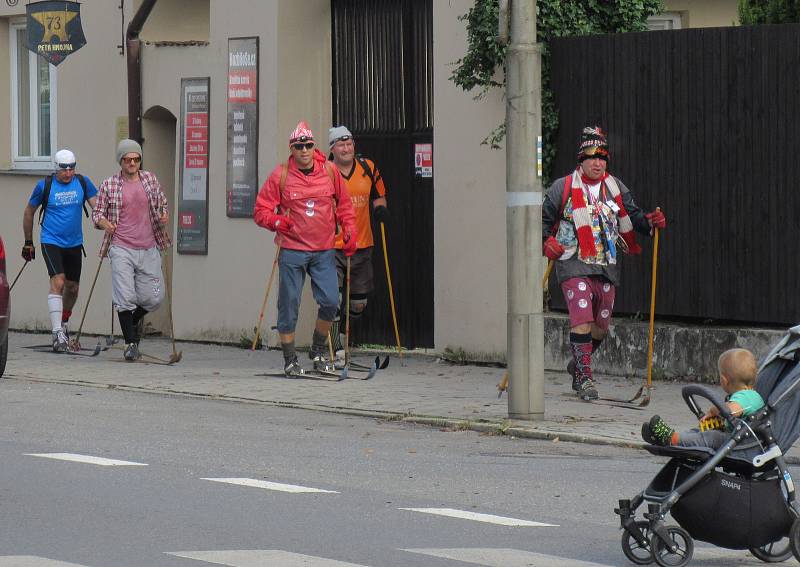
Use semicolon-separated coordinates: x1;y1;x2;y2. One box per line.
503;0;544;420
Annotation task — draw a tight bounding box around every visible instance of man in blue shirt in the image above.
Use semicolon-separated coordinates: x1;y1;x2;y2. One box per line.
22;149;98;352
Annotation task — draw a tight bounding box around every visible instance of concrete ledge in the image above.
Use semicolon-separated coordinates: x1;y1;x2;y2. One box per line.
545;314;785;381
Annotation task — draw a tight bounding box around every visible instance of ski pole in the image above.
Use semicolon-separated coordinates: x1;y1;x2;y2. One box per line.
8;260;29;292
542;259;554;289
252;246;280;351
71;241;110;352
380;222;403;362
162;250;182;364
344;255;351;366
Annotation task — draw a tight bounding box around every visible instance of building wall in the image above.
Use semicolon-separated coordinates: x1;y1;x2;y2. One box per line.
663;0;739;28
432;0;507;357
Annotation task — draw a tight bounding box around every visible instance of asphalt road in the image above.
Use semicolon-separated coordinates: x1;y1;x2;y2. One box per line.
0;379;791;566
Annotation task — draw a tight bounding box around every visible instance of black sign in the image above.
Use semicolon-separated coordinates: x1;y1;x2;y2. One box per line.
226;37;259;218
25;1;86;66
178;78;210;255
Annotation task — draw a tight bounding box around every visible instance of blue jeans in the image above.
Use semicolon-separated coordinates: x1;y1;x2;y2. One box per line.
277;249;339;334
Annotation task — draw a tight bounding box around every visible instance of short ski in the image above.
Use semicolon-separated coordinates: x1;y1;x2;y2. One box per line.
112;351;177;365
25;343;102;357
345;360;378;380
256;369;346;382
560;392;644;411
348;355;389;372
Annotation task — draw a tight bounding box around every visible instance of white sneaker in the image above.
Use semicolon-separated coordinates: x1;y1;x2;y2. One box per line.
52;329;68;352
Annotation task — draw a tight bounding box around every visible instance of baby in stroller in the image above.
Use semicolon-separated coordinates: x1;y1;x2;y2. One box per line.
641;348;765;448
615;325;800;567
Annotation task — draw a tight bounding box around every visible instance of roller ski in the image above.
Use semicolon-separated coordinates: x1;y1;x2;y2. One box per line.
566;360;644;410
114;343;178;365
257;355;346;381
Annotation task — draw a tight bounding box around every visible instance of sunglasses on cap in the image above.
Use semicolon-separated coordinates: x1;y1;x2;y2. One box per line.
122;156;142;164
291;142;315;151
582;145;609;158
333;135;352;144
57;162;76;170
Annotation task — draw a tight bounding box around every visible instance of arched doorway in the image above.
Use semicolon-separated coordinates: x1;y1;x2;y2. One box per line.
141;105;177;338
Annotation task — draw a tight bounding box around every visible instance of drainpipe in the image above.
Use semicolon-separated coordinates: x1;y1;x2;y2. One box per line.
126;0;158;144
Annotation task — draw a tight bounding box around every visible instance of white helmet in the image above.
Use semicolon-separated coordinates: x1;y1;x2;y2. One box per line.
54;149;76;167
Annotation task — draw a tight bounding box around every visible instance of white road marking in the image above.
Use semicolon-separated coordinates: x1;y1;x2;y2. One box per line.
403;548;611;566
200;477;339;493
165;550;370;566
398;508;557;527
24;453;148;466
0;557;92;566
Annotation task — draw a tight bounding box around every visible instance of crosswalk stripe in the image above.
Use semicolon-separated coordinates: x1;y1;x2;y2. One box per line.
24;453;148;466
402;548;611;567
200;478;339;493
165;550;370;566
0;557;92;566
398;508;557;527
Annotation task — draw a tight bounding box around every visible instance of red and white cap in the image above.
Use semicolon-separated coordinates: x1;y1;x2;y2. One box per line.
289;121;314;145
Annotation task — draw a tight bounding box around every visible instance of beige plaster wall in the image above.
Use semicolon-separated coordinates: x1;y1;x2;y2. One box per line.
140;0;210;42
663;0;739;28
433;0;507;356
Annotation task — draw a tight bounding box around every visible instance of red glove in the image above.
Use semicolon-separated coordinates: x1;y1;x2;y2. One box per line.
645;209;666;229
342;231;358;257
271;216;294;234
543;236;564;261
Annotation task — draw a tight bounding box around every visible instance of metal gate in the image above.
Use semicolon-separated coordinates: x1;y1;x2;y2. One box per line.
331;0;434;348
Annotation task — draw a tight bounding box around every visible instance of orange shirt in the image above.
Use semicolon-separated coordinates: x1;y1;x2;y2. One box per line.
333;157;386;249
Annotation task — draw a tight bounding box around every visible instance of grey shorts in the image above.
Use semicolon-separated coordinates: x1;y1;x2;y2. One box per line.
109;245;165;312
335;247;374;294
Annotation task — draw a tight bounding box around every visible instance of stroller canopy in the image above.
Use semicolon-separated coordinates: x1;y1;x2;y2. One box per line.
755;324;800;452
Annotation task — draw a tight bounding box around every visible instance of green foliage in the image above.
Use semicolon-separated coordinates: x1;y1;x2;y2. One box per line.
450;0;663;182
739;0;800;24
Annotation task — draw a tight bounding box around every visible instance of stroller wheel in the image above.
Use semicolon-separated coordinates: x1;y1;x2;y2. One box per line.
750;536;792;563
650;526;693;567
790;518;800;561
621;520;654;565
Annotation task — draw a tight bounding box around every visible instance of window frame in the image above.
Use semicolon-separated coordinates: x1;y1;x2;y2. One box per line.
647;13;683;31
9;18;58;170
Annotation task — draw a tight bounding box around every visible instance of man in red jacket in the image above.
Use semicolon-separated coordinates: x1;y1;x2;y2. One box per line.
254;122;357;376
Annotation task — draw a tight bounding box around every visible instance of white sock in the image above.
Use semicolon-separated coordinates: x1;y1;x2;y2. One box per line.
48;294;63;332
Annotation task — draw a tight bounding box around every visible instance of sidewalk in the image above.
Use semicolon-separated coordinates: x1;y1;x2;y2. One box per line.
5;331;797;461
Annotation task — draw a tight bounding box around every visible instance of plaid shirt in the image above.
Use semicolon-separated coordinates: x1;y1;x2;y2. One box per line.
92;170;172;256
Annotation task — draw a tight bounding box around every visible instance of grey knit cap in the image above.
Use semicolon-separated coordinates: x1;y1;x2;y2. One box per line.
328;126;353;148
116;139;143;163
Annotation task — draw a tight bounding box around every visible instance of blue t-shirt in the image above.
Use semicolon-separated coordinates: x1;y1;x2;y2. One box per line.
29;175;98;248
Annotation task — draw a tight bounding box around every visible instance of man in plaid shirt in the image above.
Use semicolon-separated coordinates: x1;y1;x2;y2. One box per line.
92;139;171;361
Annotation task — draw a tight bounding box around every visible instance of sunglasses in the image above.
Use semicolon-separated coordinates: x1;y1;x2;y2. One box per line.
291;142;315;151
122;156;142;164
582;145;609;158
57;162;76;170
334;136;352;144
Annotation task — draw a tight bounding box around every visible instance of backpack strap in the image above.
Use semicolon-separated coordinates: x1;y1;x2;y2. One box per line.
355;154;379;200
38;175;54;225
75;174;90;218
549;174;573;237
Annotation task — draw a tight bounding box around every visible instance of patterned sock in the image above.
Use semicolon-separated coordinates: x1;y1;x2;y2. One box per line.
311;329;327;357
281;341;296;364
330;320;342;352
569;332;593;383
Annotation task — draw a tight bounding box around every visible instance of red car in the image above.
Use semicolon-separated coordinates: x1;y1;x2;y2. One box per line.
0;237;9;377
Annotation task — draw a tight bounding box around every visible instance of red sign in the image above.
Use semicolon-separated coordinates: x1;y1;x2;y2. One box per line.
179;211;196;228
186;141;208;155
185;155;208;168
186;127;207;141
186;113;208;127
228;70;257;103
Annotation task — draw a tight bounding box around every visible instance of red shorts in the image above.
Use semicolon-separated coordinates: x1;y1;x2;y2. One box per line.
560;276;616;330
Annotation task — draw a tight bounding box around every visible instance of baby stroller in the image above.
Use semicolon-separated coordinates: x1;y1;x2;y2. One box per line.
615;324;800;566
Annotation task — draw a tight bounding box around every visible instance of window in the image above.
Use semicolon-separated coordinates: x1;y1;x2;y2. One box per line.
9;20;57;169
647;13;683;31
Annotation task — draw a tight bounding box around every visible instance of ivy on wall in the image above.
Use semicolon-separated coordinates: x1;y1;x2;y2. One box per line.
450;0;663;182
739;0;800;23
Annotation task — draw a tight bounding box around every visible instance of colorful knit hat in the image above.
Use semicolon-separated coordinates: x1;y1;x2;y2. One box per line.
577;126;609;162
289;121;314;145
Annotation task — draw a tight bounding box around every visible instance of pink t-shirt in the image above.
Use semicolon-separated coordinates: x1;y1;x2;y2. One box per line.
112;177;157;250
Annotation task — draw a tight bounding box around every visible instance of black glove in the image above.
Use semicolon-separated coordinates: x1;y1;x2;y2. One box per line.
21;240;35;262
373;205;389;224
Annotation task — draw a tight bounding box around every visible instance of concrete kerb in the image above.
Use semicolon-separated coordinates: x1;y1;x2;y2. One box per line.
7;372;648;451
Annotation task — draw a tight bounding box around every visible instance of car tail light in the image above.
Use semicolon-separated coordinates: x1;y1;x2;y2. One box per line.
0;238;5;274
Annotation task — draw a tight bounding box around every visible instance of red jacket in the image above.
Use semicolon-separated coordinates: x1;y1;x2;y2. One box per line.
254;150;357;251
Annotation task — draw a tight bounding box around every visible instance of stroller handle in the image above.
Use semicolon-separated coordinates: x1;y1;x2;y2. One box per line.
681;384;734;423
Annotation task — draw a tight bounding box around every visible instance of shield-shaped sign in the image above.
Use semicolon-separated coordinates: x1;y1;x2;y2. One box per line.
25;1;87;66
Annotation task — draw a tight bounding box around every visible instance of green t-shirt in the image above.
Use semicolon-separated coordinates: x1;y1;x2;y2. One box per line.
729;389;765;417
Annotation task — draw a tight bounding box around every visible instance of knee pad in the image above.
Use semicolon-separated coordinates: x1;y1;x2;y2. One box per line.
349;294;368;320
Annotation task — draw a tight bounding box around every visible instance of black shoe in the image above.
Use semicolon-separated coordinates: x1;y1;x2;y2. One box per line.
577;378;599;401
568;360;580;391
644;415;674;446
284;357;303;377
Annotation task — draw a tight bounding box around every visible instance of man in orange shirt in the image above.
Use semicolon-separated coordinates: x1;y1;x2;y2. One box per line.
328;126;388;358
